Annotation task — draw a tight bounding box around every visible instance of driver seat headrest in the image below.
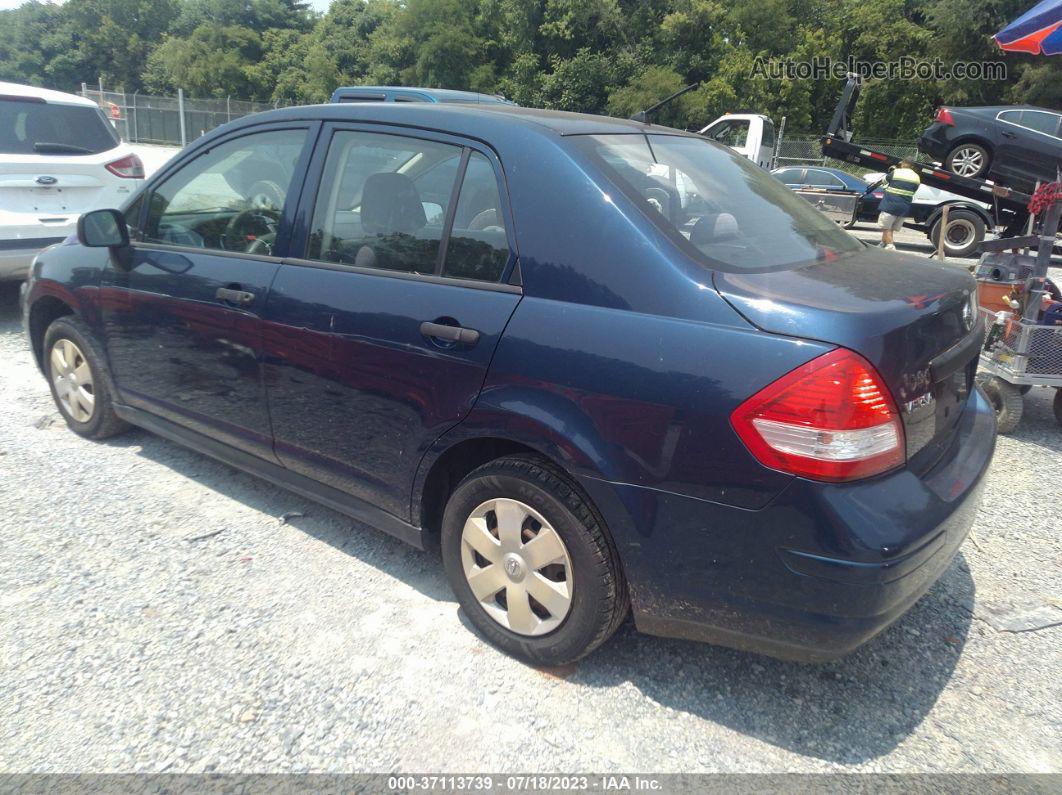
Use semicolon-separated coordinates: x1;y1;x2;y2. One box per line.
361;172;426;236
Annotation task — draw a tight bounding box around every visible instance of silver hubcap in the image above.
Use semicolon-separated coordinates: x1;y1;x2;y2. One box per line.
50;339;95;423
946;218;976;248
460;498;574;636
951;148;984;177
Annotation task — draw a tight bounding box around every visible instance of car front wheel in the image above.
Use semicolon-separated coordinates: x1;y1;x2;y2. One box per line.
43;316;129;439
945;143;990;178
441;455;629;665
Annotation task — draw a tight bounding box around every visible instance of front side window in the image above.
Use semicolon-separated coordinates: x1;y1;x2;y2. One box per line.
0;98;119;155
307;131;462;273
702;119;750;148
575;133;862;272
143;129;306;254
761;122;776;148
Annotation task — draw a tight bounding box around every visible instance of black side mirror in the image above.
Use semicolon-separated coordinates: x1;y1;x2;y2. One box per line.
78;209;129;248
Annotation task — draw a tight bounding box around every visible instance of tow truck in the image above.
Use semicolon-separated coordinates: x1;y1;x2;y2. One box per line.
822;76;1034;256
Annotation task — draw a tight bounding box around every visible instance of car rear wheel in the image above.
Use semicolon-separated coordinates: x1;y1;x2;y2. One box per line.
44;316;129;440
440;455;628;665
945;143;990;178
978;373;1023;434
929;208;985;258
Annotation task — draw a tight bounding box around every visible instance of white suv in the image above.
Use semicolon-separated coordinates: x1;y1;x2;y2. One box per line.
1;81;144;280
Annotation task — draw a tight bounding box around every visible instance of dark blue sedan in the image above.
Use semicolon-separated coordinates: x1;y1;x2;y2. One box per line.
772;165;884;227
22;102;995;665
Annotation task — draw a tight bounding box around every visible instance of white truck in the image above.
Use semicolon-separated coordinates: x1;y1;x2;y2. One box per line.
698;113;777;169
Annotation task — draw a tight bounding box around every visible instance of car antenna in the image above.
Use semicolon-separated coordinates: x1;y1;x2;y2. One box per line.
630;82;700;125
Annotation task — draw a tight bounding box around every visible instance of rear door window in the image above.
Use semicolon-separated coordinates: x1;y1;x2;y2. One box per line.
0;98;119;155
1019;110;1062;137
306;131;462;273
773;168;803;184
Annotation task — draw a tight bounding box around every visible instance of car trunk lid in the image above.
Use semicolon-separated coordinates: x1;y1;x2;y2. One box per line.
714;246;981;472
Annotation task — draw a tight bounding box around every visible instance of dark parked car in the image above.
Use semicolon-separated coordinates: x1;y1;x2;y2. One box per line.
771;166;882;227
330;85;515;105
919;105;1062;191
22;103;995;665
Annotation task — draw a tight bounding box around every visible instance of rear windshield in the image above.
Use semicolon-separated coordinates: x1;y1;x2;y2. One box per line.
574;133;862;272
0;99;120;156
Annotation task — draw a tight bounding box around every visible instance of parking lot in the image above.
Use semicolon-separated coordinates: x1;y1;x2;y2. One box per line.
0;278;1059;774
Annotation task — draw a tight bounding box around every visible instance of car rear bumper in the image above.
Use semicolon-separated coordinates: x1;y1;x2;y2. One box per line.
0;237;67;280
579;387;996;662
918;125;952;163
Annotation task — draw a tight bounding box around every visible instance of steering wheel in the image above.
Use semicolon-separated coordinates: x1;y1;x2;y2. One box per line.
222;209;279;254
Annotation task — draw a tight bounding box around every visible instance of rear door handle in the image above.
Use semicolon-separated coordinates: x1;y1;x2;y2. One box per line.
216;287;255;307
420;321;480;345
1001;130;1017;139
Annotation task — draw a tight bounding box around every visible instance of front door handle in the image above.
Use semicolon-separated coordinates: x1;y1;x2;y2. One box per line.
216;286;255;307
420;321;480;345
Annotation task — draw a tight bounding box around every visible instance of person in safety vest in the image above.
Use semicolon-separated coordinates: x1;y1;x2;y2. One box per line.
878;160;920;251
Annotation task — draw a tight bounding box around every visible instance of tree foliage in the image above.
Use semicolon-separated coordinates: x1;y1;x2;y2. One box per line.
0;0;1058;137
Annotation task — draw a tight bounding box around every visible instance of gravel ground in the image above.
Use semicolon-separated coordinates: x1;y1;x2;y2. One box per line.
0;280;1060;774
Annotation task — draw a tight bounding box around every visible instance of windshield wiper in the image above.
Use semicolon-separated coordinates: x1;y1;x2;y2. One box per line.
33;142;93;154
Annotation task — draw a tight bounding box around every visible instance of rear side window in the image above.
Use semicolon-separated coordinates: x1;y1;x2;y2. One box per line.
574;133;861;272
307;131;462;273
806;170;846;189
443;152;509;282
0;99;119;155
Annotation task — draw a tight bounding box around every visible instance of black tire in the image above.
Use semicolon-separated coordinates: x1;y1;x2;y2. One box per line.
977;374;1023;434
929;208;985;259
945;142;991;179
1054;389;1062;427
43;316;129;440
440;455;629;665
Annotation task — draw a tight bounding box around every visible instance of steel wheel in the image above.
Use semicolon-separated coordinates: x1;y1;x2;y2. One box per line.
947;145;987;177
460;497;574;636
49;338;95;423
945;218;976;249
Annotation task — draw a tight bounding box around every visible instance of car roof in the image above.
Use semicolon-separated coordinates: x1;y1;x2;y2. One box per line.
958;104;1061;114
0;80;97;108
331;86;512;104
226;101;701;139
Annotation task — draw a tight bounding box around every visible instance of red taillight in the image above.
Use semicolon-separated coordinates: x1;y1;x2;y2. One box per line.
105;154;144;179
871;191;884;199
935;107;954;126
731;349;905;482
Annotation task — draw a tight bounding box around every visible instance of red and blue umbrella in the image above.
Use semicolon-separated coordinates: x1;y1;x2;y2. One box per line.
995;0;1062;55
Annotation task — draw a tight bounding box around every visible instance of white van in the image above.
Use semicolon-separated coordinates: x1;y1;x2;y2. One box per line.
698;113;776;169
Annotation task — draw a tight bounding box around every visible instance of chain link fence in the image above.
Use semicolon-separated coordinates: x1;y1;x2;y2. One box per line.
775;133;919;175
81;87;295;147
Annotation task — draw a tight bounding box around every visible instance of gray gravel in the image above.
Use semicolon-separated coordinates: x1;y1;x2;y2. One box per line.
0;282;1060;774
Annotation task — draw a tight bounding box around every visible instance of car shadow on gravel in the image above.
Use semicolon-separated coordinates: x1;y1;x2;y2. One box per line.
0;282;22;330
100;428;456;603
565;557;975;764
104;417;975;765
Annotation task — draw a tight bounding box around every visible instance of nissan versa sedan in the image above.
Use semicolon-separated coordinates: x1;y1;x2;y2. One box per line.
22;102;996;665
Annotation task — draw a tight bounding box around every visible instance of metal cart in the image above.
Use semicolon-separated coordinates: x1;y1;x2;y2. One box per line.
976;199;1062;433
